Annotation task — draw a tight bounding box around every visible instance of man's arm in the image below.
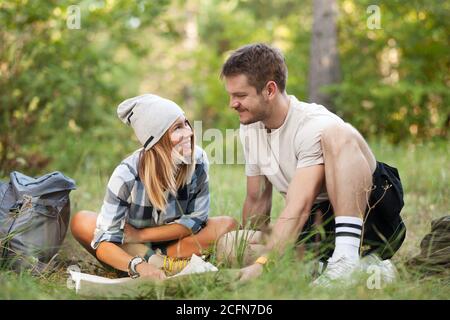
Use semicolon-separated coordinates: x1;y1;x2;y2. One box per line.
238;165;324;281
242;175;273;229
264;164;324;254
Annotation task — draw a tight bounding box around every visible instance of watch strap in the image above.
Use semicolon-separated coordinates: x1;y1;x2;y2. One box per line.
128;256;144;279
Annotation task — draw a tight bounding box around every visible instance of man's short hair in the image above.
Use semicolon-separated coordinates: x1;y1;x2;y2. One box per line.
221;43;288;93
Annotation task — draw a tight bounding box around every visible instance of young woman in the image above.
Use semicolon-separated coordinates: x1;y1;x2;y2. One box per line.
70;94;237;280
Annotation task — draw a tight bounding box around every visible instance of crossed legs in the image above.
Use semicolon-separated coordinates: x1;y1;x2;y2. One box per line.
70;210;238;265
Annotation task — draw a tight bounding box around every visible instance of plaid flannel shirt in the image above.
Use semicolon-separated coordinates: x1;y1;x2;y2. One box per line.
91;146;210;249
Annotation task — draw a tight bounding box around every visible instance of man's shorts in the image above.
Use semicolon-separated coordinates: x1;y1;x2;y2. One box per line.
297;161;407;261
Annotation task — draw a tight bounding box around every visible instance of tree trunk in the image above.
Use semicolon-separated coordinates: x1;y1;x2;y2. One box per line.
308;0;341;112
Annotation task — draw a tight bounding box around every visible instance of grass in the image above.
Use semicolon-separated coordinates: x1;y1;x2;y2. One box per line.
0;140;448;299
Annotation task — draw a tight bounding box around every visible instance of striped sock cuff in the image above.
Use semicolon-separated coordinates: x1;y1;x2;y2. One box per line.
335;216;363;239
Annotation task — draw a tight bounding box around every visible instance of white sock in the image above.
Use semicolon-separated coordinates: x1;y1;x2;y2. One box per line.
331;216;363;261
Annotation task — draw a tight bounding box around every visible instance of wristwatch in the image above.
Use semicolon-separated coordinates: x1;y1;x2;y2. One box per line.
255;256;268;266
128;256;145;279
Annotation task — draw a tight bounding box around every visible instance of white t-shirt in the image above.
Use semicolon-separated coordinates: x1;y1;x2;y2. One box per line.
239;95;344;204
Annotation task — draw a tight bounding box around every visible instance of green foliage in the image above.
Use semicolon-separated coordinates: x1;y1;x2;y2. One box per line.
1;0;448;176
333;0;450;143
0;0;169;175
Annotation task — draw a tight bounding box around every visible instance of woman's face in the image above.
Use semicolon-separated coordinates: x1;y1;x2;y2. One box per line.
169;116;193;158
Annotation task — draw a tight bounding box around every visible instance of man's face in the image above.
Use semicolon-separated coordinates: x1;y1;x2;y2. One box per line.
224;74;269;125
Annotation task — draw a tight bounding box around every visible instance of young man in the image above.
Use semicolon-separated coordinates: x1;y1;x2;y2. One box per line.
219;43;406;285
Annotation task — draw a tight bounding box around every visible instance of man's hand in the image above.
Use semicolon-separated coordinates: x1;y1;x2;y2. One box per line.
123;223;142;243
237;263;263;282
136;262;167;280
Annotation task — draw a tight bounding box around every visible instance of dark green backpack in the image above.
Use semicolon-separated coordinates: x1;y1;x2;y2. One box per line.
407;216;450;276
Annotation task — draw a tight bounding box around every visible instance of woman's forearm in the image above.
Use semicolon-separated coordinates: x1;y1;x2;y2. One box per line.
139;223;192;242
96;242;133;272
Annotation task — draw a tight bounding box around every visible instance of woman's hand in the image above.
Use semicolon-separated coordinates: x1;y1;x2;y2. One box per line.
123;223;142;243
136;262;167;280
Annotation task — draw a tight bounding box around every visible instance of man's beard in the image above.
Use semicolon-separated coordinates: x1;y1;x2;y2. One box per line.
240;98;269;125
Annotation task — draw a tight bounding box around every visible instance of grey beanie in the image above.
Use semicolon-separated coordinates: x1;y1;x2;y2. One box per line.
117;94;184;150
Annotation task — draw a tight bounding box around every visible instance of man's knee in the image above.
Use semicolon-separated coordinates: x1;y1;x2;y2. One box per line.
215;216;239;235
321;123;360;156
216;231;237;261
216;230;263;265
216;230;261;251
225;216;239;232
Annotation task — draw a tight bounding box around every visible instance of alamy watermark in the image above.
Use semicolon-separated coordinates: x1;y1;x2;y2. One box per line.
366;264;382;289
367;5;381;30
66;5;81;29
192;121;281;174
366;263;397;289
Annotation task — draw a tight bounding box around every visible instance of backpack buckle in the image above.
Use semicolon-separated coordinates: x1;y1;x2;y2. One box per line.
21;195;33;210
8;195;33;217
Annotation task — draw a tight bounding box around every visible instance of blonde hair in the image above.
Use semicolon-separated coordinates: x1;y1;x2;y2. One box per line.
138;122;195;212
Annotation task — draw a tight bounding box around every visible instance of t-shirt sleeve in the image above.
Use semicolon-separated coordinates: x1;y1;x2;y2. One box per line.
295;117;338;169
239;125;261;176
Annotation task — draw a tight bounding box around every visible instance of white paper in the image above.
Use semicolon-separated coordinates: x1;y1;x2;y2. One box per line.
168;253;218;278
68;254;218;296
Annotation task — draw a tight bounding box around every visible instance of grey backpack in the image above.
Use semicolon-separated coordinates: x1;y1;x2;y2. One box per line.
0;171;76;273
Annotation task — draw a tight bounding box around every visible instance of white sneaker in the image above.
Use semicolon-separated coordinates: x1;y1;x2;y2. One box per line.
380;260;398;284
359;254;398;284
317;261;326;275
311;255;360;287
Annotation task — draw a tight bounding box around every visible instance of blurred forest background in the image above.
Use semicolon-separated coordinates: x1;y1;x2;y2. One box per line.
1;0;449;299
1;0;449;178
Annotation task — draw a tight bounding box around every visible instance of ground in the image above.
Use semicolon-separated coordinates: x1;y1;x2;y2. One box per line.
0;140;448;299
